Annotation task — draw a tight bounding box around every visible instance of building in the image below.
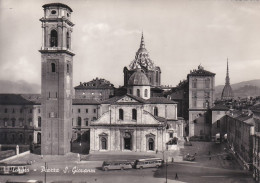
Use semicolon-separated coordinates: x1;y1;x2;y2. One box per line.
74;78;115;100
227;112;254;170
221;60;234;100
39;3;75;155
210;104;229;140
188;65;215;138
90;69;181;152
0;94;41;146
123;33;161;88
251;104;260;182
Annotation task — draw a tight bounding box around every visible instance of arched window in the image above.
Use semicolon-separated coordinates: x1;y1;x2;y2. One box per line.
50;30;58;47
137;89;140;97
154;107;158;116
77;117;82;126
119;109;124;120
51;63;56;72
66;32;70;49
148;138;154;151
38;117;41;127
205;78;210;88
85;118;89;126
101;137;107;150
132;109;137;120
67;64;69;74
144;89;148;97
192;79;197;88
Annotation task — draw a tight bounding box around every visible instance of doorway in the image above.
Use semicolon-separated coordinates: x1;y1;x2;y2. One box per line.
124;132;131;150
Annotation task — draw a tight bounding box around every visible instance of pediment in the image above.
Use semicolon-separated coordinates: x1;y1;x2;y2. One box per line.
99;132;108;136
116;96;139;103
146;133;155;137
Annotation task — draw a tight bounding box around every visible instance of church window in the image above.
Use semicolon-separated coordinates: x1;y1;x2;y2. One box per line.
50;30;58;47
137;89;140;97
119;109;124;120
38;117;41;127
51;10;57;14
86;109;88;113
144;89;148;97
66;32;70;49
77;117;82;126
132;109;137;120
205;78;210;88
51;63;56;72
78;109;81;113
154;107;158;117
169;132;173;138
192;79;197;88
101;137;107;150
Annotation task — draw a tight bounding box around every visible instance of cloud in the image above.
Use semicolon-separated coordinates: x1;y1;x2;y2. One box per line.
1;56;38;84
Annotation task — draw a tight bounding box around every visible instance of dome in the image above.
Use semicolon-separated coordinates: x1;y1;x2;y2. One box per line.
128;69;150;86
221;84;234;100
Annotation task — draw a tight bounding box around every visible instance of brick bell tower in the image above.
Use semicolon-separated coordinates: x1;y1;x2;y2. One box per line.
39;3;75;155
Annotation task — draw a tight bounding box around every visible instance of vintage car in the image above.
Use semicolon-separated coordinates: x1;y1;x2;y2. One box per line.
183;154;195;161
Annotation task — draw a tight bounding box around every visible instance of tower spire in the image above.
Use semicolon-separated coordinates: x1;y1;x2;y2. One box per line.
225;58;230;85
140;31;145;49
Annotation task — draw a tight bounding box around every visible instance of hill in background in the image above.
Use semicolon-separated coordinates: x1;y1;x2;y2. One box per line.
0;80;40;94
215;79;260;99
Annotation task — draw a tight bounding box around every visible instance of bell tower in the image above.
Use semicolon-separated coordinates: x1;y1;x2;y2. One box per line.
39;3;75;155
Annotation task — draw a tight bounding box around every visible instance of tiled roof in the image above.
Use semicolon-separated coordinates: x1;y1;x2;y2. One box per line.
42;3;73;12
147;97;178;104
0;94;41;105
188;65;215;77
235;113;254;125
72;99;100;105
211;104;229;111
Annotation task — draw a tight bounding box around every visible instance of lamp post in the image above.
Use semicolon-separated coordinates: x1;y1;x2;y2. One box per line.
165;159;168;183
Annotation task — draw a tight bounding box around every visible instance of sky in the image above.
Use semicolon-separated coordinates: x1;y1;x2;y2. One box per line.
0;0;260;90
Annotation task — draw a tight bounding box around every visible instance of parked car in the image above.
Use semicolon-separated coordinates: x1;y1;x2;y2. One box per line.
102;161;132;171
183;154;195;161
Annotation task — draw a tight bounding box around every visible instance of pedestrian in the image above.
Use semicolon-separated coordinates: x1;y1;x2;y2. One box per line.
175;173;178;180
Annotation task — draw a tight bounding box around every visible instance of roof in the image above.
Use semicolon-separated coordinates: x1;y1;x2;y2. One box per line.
0;94;41;105
72;99;100;105
211;104;229;111
235;113;254;125
42;3;73;12
188;65;215;77
75;78;114;89
250;103;260;112
101;94;177;105
128;69;150;86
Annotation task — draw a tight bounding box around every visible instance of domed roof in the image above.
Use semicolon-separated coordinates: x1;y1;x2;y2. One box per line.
128;69;150;86
221;84;234;100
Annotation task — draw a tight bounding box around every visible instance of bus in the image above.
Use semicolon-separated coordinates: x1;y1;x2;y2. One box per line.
0;163;29;175
102;160;133;171
134;158;163;169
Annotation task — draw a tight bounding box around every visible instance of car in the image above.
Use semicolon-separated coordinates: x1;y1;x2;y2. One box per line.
183;154;195;161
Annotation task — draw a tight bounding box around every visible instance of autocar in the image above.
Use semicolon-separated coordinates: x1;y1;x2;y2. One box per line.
102;161;133;171
183;154;195;161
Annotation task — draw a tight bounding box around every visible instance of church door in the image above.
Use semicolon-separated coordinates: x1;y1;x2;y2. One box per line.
148;138;154;151
124;132;131;150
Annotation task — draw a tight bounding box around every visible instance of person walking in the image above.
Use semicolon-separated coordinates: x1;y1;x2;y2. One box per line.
175;173;179;180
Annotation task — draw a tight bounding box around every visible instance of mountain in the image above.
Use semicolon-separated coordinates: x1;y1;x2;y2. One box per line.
215;79;260;99
0;80;40;94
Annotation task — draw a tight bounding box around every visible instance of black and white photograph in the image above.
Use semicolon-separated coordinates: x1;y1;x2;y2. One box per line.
0;0;260;182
